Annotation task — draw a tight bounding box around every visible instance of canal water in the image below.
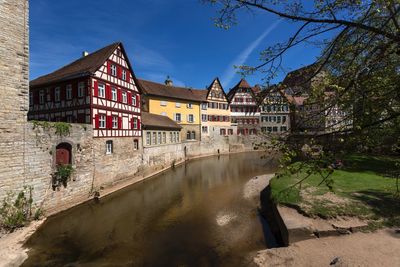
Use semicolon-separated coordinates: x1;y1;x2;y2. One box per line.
22;152;277;267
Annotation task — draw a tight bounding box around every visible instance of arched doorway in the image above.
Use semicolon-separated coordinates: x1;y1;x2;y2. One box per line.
56;143;72;165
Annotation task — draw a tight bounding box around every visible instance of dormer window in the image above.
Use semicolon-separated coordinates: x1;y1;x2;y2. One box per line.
111;64;117;76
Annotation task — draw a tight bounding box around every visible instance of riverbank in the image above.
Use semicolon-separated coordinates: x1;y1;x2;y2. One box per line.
254;228;400;267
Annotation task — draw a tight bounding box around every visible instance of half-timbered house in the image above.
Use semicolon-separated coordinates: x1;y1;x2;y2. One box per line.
200;78;232;138
29;42;142;146
228;79;260;135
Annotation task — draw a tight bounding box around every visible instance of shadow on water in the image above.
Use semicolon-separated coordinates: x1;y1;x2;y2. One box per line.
22;152;278;267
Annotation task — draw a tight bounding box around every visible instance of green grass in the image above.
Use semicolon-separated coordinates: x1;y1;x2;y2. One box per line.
270;154;400;227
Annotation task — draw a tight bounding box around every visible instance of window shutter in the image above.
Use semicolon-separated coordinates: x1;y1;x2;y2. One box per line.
117;89;122;102
72;82;78;98
126;71;130;82
138;118;141;130
136;95;140;107
186;114;189;122
173;113;176;121
94;114;99;128
34;90;39;104
106;84;111;100
106;115;111;129
93;80;98;97
127;91;132;105
118;116;122;129
117;66;121;79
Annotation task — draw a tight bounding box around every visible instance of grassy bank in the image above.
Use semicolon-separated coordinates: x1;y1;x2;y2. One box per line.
270;154;400;228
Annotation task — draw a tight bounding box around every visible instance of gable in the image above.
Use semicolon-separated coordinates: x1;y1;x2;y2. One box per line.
207;79;228;102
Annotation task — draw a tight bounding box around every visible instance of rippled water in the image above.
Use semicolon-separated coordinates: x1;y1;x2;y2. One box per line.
23;152;277;267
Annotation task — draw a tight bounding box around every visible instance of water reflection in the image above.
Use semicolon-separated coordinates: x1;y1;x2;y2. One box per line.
23;152;277;267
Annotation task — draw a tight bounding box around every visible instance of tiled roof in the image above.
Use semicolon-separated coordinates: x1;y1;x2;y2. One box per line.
138;79;206;102
227;78;254;102
30;42;120;87
141;112;181;130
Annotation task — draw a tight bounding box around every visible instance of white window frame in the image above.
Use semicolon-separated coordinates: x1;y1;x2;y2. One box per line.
111;64;117;76
162;132;166;144
66;84;72;100
39;90;45;104
132;118;138;129
122;69;126;81
99;114;106;129
175;113;181;122
201;103;207;110
122;91;127;103
176;132;179;142
133;139;139;150
54;87;60;102
160;101;167;106
146;132;151;146
158;132;162;144
112;116;118;129
175;102;181;108
132;95;137;106
78;82;85;97
188;114;194;123
106;140;113;155
111;87;117;101
160;112;167;116
187;103;193;109
98;83;105;98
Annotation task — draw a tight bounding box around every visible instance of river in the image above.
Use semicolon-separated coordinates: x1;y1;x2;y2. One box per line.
22;152;277;267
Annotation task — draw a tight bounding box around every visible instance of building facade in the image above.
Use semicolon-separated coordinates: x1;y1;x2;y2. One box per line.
29;42;142;151
200;78;232;138
228;79;260;135
139;79;203;142
259;87;291;134
141;112;181;147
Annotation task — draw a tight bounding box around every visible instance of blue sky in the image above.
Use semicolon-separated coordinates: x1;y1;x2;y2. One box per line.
30;0;325;91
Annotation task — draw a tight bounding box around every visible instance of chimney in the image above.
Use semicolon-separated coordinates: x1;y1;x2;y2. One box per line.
165;75;173;86
82;51;89;57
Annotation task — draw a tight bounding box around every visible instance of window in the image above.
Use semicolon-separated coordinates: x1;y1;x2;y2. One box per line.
186;131;191;140
176;102;181;108
122;69;126;81
281;126;287;132
282;116;287;123
132;95;137;106
39;90;45;104
175;113;181;122
98;83;105;98
201;103;207;110
170;132;173;143
158;132;162;144
66;115;73;123
220;129;226;135
106;140;113;154
133;139;139;150
111;64;117;76
160;100;167;106
187;103;193;109
228;129;233;135
111;87;117;101
272;126;278;132
191;131;196;140
132;118;138;129
201;114;207;122
66;85;72;100
202;126;208;133
162;132;166;143
173;132;176;143
176;132;179;142
78;82;85;97
122;91;127;103
55;87;60;102
99;114;106;128
112;116;118;129
161;112;167;116
146;132;151;145
188;114;194;123
152;132;157;145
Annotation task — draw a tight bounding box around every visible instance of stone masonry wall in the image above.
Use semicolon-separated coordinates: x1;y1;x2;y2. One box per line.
0;0;29;202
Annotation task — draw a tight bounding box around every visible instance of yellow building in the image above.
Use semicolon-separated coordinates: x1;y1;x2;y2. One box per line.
139;79;205;141
201;78;233;138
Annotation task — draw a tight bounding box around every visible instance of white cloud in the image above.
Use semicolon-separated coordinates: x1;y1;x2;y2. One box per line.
221;19;282;88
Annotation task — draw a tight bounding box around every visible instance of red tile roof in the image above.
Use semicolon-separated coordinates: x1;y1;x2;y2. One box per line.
138;79;206;102
141;112;181;130
30;42;121;87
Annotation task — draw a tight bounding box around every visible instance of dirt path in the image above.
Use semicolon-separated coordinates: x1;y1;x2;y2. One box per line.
254;228;400;267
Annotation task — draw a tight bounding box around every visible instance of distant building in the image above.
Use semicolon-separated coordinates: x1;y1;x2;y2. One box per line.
139;79;204;142
29;42;142;145
200;78;233;138
259;86;290;134
228;79;260;135
141;112;182;147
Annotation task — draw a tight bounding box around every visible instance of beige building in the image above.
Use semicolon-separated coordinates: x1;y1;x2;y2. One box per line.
200;78;233;138
141;112;182;147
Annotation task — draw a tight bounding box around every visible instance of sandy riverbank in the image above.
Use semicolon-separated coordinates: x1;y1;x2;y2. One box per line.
254;228;400;267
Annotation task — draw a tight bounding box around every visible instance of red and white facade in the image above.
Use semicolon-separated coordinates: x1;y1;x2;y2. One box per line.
29;43;142;139
91;47;141;138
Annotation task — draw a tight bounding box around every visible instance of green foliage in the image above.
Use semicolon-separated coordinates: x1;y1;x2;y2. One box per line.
0;186;42;231
53;164;74;188
32;120;71;137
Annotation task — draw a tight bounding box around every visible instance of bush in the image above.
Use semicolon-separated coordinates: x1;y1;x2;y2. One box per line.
0;186;42;231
